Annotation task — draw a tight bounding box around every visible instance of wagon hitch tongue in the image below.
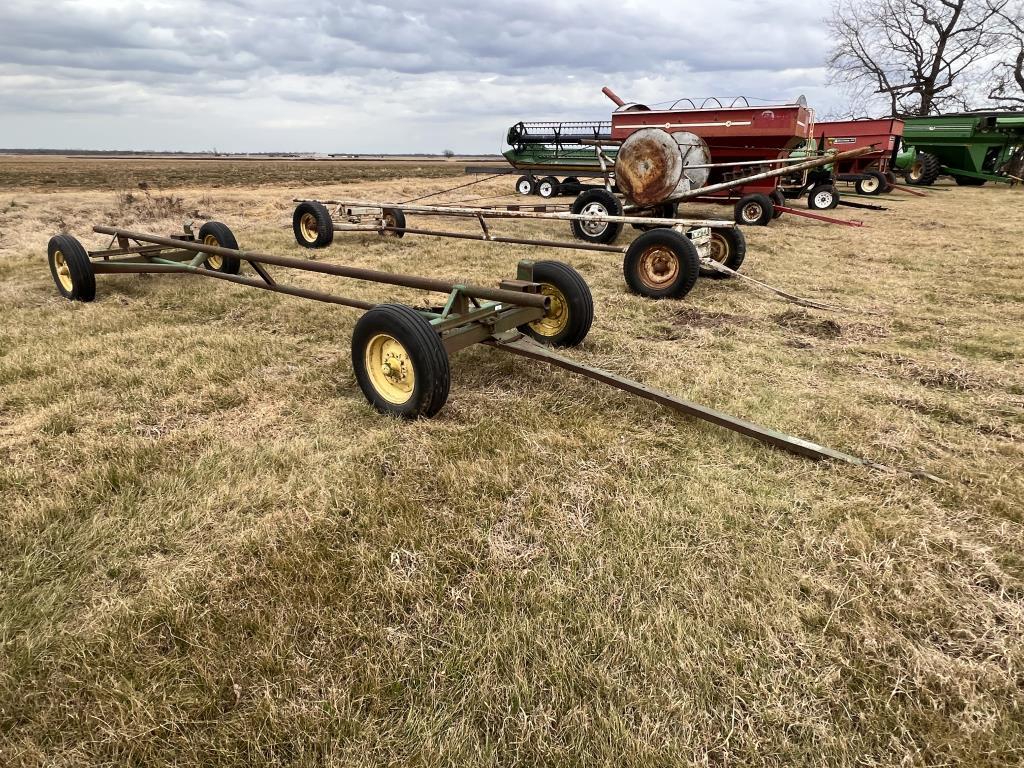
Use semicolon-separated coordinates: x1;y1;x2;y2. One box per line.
489;335;942;482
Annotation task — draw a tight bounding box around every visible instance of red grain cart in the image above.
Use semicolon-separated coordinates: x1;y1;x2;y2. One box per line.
805;118;904;197
604;87;815;225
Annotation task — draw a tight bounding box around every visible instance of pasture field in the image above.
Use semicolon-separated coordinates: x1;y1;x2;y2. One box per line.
1;156;1022;767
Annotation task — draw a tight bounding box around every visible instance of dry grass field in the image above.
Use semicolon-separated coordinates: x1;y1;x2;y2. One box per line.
1;156;1022;767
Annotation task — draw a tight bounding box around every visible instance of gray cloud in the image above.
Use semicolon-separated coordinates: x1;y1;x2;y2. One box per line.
0;0;836;152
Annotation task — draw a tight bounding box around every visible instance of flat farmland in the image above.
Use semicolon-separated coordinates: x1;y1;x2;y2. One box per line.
1;156;1022;767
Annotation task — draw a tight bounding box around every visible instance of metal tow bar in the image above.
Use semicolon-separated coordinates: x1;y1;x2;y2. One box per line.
489;335;942;481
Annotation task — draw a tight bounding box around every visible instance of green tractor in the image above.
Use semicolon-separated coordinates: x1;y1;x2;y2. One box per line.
895;111;1024;186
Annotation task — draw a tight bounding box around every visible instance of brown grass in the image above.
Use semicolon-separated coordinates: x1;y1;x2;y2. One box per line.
1;157;1022;766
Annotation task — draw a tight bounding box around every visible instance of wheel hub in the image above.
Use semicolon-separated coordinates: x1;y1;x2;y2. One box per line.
530;284;569;337
639;246;679;288
299;213;318;242
813;191;832;208
366;334;415;404
581;202;610;236
742;202;763;223
53;250;73;291
204;234;223;270
709;233;728;263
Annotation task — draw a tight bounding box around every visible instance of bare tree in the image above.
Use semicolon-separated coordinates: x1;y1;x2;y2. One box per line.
827;0;1007;116
988;3;1024;104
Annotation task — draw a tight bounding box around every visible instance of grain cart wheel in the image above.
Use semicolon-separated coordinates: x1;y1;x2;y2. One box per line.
954;176;986;186
883;171;898;192
807;185;839;211
537;176;560;199
623;228;700;299
701;227;747;278
518;260;593;348
734;194;774;226
198;221;241;274
379;207;406;238
906;152;940;186
631;202;677;231
770;190;786;219
570;188;623;244
47;234;95;302
560;177;582;196
516;175;535;195
855;171;886;196
293;201;334;249
352;304;450;418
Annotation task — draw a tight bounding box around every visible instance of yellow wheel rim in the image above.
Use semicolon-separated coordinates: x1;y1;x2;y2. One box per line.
637;245;679;289
381;212;399;237
529;284;569;338
709;233;729;264
299;213;318;243
365;333;415;405
204;235;223;270
53;250;74;291
909;161;923;181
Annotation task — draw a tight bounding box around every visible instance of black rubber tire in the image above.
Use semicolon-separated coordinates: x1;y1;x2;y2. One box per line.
515;175;535;195
570;189;624;244
769;190;786;219
380;207;406;238
734;193;775;226
855;171;886;196
47;234;95;302
537;176;560;199
293;201;334;249
701;226;747;278
906;152;940;186
518;261;593;348
953;175;986;186
351;304;450;419
631;202;677;231
622;228;701;299
807;185;839;210
560;177;582;196
883;171;898;193
198;221;241;274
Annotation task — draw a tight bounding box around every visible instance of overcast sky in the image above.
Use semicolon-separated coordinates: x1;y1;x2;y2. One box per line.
0;0;839;153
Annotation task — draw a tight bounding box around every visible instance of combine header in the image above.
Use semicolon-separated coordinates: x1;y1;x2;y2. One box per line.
896;111;1024;186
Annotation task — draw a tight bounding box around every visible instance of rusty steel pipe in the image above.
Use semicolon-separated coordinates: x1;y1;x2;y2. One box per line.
92;227;549;310
334;225;626;253
602;87;626;107
90;261;377;309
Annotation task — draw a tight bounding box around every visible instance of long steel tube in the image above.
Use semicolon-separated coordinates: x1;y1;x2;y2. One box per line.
92;227;549;310
333;225;626;253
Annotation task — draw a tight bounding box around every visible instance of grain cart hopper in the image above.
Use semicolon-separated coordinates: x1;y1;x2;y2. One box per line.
782;118;905;200
896;111;1024;186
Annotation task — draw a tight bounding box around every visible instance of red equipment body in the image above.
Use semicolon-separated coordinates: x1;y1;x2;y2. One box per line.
814;118;904;175
605;89;814;200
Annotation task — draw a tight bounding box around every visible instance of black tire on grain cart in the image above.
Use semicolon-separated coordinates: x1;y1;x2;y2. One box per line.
700;226;747;278
631;202;678;231
293;201;335;249
734;193;775;226
560;177;582;196
518;261;594;348
47;234;95;302
906;152;940;186
770;190;786;219
380;207;406;238
351;304;450;418
622;228;701;299
198;221;241;274
537;176;561;199
855;171;886;196
807;184;839;211
953;176;986;186
883;171;898;193
515;175;535;195
570;188;624;244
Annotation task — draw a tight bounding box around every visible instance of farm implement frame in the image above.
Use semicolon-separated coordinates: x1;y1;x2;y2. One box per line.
44;220;933;477
291;198;748;301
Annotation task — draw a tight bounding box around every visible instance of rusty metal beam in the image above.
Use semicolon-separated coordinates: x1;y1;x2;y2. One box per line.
91;226;549;311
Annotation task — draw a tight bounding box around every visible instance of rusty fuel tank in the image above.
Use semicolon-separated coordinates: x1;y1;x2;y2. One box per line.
615;128;710;206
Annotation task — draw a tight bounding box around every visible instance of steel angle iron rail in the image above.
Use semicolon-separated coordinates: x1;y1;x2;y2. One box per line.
44;221;936;480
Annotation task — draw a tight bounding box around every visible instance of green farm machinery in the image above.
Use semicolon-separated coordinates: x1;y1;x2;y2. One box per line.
896;111;1024;186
